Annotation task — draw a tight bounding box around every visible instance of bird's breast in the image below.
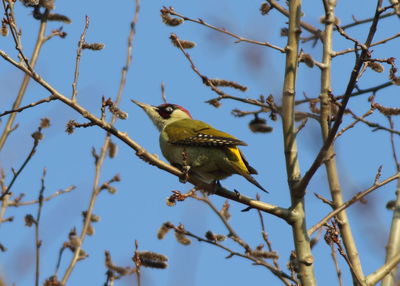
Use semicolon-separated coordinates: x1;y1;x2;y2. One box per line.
159;132;236;181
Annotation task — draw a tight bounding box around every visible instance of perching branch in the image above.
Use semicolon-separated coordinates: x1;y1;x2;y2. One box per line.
0;45;288;217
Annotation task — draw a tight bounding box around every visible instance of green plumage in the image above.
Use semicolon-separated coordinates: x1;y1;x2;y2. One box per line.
163;119;247;147
160;118;267;192
131;99;268;193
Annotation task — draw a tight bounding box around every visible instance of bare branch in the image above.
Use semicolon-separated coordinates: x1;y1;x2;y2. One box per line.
71;16;90;102
8;186;76;207
333;33;400;57
0;3;49;151
296;0;385;196
266;0;321;36
339;10;396;30
167;222;294;285
34;168;46;286
61;2;140;284
335;109;374;138
365;251;400;286
0;96;56;118
308;171;400;236
0;120;48;200
162;6;285;53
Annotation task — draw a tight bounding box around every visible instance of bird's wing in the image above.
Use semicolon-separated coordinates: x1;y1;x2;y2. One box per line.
165;119;247;147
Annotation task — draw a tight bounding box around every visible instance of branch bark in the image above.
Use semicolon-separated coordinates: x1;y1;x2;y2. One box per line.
382;118;400;286
0;6;49;151
280;0;316;284
319;0;364;283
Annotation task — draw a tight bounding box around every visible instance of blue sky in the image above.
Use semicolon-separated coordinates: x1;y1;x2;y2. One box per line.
1;0;400;285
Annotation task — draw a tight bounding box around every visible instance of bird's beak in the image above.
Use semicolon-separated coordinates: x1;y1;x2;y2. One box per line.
131;99;164;131
131;99;157;112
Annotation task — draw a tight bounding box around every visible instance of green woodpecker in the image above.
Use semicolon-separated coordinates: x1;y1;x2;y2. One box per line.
132;100;268;193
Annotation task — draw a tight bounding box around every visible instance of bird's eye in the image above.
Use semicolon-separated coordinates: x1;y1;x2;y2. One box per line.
165;106;174;113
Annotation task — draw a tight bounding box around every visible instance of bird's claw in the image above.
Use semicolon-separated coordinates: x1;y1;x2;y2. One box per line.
179;165;191;183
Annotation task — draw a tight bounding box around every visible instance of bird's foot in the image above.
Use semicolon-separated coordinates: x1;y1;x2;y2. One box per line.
179;165;191;183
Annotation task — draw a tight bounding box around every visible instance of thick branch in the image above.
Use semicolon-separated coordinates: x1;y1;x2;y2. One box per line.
0;50;289;222
365;251;400;286
319;0;364;282
280;0;316;284
295;0;385;196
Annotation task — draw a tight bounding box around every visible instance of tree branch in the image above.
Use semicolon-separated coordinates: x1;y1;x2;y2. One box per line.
0;4;49;151
308;171;400;236
295;0;385;196
163;6;285;53
71;15;89;102
365;251;400;286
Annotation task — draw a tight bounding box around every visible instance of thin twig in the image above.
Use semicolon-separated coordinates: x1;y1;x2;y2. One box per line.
330;243;343;286
8;186;76;207
339;10;396;30
170;34;273;110
195;193;251;252
171;223;295;285
0;125;43;200
164;7;285;53
60;2;141;284
335;109;374;138
333;32;400;57
71;16;89;102
0;48;288;218
335;81;393;101
347;109;400;136
0;4;49;151
35;169;46;286
325;221;364;285
294;81;394;106
256;193;280;269
308;171;400;236
1;0;37;70
0;96;56;118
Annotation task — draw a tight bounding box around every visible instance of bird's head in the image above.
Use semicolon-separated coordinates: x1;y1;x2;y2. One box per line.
132;100;192;131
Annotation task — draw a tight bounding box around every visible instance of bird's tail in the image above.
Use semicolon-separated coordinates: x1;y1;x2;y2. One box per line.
228;147;269;193
242;172;269;193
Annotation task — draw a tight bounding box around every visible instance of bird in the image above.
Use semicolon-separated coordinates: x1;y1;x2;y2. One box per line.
132;100;268;193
